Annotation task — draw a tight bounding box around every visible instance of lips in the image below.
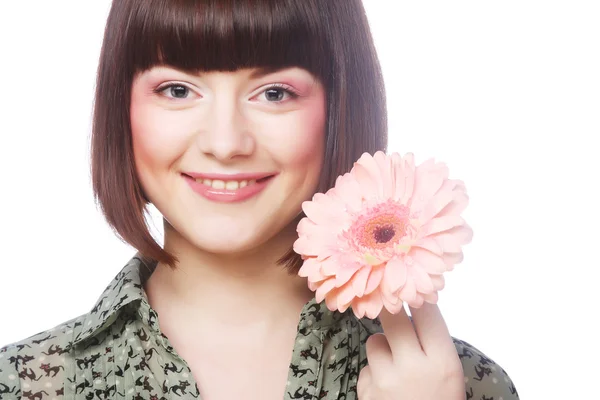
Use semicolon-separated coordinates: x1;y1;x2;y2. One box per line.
182;172;277;203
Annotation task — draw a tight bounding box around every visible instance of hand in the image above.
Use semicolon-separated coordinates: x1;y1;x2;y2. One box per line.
357;302;465;400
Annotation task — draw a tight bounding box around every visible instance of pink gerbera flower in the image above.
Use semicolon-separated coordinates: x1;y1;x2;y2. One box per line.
293;151;473;319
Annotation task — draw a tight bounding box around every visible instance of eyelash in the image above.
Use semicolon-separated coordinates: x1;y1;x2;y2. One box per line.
265;83;301;101
153;82;300;104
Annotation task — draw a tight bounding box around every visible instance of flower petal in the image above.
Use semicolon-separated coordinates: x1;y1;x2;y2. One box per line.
373;151;394;199
293;236;323;257
298;258;328;282
381;285;401;306
390;152;402;199
351;266;371;297
410;263;435;294
412;237;444;256
439;180;469;217
359;290;384;319
331;174;363;213
381;291;404;314
336;283;357;311
410;248;448;275
395;153;416;203
430;226;473;253
430;274;446;291
351;298;367;319
303;200;341;226
312;191;342;211
298;257;317;278
442;251;464;267
419;187;455;223
422;215;466;236
382;258;407;293
352;162;381;200
315;278;337;303
296;221;341;256
319;257;337;277
406;294;425;308
325;291;339;312
409;159;449;211
335;264;361;287
364;265;384;295
398;277;417;304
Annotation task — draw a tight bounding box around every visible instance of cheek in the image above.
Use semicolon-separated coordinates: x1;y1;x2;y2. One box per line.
267;98;326;167
130;100;194;171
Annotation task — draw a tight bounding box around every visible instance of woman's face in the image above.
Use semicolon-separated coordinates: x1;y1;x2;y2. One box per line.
130;66;326;254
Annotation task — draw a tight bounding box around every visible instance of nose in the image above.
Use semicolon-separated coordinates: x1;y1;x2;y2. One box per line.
196;95;255;161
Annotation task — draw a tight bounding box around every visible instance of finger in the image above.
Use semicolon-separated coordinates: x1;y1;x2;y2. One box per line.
408;302;455;357
357;365;372;399
377;304;423;359
365;333;393;375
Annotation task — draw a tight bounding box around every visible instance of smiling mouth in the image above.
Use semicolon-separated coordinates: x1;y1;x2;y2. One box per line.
183;174;274;190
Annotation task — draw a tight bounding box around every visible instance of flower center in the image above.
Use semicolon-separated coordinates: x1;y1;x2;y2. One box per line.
373;224;396;243
347;200;413;254
359;213;407;250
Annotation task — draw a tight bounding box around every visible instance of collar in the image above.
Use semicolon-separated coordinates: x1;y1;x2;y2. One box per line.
72;252;156;346
71;252;370;346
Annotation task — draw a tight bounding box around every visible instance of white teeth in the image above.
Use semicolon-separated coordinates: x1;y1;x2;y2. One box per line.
195;178;260;190
225;181;239;190
211;180;225;189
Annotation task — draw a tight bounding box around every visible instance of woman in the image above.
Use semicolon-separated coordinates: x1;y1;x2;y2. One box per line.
0;0;519;399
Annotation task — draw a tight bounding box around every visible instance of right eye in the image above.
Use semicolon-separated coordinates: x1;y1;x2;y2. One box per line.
155;83;198;100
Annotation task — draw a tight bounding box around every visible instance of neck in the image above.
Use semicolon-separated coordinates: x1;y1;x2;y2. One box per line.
144;220;314;331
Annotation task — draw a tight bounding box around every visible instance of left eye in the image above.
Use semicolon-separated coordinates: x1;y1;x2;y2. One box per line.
159;84;191;99
260;85;299;103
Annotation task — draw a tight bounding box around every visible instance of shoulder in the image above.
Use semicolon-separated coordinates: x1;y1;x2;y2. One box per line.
0;340;20;398
453;337;519;400
1;313;85;355
0;314;86;399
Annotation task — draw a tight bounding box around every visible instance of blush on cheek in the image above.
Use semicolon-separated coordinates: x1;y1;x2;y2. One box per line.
130;99;192;167
283;97;327;166
130;105;165;164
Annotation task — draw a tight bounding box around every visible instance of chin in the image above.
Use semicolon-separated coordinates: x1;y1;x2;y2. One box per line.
186;227;274;255
166;203;303;256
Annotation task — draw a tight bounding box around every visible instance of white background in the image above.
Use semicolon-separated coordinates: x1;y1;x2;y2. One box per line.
1;1;599;398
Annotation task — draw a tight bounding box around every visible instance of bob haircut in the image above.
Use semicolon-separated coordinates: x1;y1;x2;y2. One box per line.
91;0;388;272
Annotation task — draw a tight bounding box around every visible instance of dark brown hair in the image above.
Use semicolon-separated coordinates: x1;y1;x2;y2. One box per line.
91;0;388;272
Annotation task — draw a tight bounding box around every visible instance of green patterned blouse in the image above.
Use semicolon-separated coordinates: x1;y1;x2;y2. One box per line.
0;252;518;399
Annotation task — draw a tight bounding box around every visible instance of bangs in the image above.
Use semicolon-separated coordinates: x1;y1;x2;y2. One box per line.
125;0;330;82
